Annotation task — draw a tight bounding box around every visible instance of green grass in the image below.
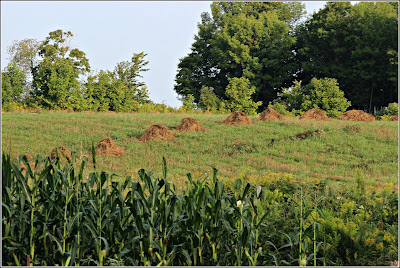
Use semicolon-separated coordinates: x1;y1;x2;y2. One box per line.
2;111;398;188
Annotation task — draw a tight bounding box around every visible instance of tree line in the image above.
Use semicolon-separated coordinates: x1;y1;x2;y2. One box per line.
2;2;398;115
175;2;398;115
2;30;151;112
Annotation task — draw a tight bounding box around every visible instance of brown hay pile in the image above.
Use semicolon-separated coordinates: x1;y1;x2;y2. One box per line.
50;146;72;161
221;111;252;126
389;115;398;121
138;124;176;142
176;117;206;132
338;110;375;122
258;107;284;121
95;137;126;157
300;109;330;121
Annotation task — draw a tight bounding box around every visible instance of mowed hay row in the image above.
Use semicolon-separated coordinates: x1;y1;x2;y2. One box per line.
300;108;331;121
338;110;375;122
50;145;72;161
221;111;252;126
257;107;284;121
176;117;206;132
138;124;176;142
95;137;126;157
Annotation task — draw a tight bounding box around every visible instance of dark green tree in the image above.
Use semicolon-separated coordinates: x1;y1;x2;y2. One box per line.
174;2;305;110
295;2;398;111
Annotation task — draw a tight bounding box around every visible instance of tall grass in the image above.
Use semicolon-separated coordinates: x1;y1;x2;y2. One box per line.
2;152;398;266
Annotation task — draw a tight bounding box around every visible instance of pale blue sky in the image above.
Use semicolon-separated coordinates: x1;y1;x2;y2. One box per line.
1;1;327;107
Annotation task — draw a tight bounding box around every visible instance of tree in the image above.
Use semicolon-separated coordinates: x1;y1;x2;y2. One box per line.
1;63;26;104
278;78;351;117
174;2;305;110
31;30;90;109
111;52;150;105
7;38;40;77
85;71;113;111
225;77;262;115
85;52;150;112
295;2;398;110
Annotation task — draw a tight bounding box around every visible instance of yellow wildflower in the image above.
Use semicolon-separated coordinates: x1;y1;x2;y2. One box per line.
384;233;391;242
376;197;384;203
365;238;375;246
312;178;320;184
375;242;383;251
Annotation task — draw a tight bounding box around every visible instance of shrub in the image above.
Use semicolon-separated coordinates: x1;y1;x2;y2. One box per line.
278;78;351;118
225;77;262;116
387;102;398;116
198;86;227;113
180;94;196;111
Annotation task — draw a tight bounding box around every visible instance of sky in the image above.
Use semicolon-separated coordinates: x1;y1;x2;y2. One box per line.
1;1;328;107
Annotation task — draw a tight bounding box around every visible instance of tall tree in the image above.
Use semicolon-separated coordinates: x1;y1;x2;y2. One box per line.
295;2;398;111
31;30;90;109
6;38;40;97
174;2;305;110
111;52;150;105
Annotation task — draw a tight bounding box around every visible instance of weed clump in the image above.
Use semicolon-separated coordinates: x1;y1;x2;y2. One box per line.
50;146;72;161
138;124;176;142
300;109;330;120
257;107;284;121
389;115;398;121
338;110;375;122
176;117;205;132
221;111;252;126
343;125;361;133
95;137;125;157
269;129;324;145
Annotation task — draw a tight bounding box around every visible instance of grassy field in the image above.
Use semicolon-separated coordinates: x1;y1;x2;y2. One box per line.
2;111;398;188
2;111;398;266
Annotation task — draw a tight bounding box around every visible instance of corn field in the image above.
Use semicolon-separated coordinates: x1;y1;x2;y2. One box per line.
2;152;398;266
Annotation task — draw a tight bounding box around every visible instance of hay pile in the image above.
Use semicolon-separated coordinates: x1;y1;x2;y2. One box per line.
95;137;125;157
221;111;252;126
50;146;72;161
338;110;375;122
176;117;205;132
300;109;330;121
258;107;284;121
389;115;398;121
138;124;176;142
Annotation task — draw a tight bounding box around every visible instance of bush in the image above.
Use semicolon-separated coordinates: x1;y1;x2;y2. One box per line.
225;77;262;116
278;78;351;118
387;102;398;116
198;86;227;113
180;94;196;111
1;101;26;112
